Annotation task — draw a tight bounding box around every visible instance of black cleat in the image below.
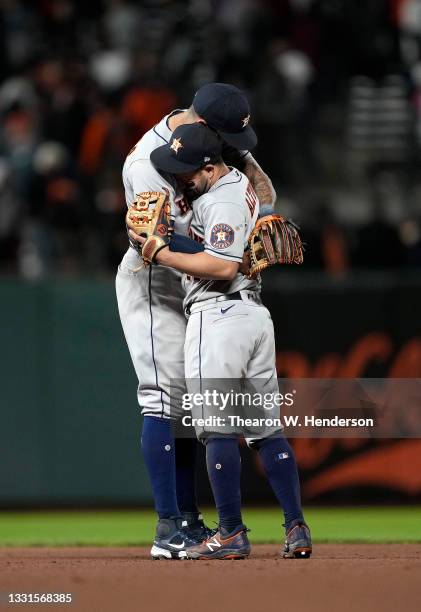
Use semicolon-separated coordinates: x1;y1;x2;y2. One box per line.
182;512;216;544
283;522;312;559
150;518;196;560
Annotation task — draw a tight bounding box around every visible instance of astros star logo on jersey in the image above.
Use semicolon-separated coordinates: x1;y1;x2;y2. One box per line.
210;223;235;249
170;137;183;154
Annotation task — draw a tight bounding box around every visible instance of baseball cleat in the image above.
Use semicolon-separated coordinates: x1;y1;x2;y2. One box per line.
185;525;251;560
182;511;216;544
150;517;196;560
282;522;312;559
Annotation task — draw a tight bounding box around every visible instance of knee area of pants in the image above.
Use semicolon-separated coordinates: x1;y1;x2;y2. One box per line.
250;435;292;453
204;436;237;447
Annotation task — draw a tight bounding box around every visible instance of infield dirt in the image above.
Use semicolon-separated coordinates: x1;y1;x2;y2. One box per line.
1;544;420;612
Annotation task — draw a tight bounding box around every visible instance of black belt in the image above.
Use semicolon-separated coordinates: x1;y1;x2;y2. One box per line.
223;291;243;301
185;291;260;316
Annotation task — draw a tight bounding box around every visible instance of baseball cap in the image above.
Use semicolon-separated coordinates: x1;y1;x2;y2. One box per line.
192;82;257;150
150;123;223;174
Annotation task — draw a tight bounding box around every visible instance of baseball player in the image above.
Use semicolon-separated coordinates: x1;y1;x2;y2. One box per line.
130;122;312;560
116;83;277;559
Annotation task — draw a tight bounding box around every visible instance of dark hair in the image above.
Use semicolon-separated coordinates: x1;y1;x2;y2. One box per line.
207;155;224;166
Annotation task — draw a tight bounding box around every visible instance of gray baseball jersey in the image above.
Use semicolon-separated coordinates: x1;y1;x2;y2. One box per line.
183;168;260;309
182;169;282;443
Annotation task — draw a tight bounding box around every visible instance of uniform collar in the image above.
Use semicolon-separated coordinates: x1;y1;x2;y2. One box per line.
208;168;241;192
153;109;186;143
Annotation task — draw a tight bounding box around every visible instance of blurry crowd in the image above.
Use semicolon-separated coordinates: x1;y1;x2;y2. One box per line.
1;0;421;278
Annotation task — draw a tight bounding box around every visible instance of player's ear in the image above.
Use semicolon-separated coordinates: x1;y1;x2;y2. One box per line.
196;118;207;125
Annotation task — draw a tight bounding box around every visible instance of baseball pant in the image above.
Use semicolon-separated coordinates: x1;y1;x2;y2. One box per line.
116;247;187;418
184;292;282;443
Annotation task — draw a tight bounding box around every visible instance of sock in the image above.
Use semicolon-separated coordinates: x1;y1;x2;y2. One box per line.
206;437;243;533
141;416;180;519
175;437;199;514
256;436;304;532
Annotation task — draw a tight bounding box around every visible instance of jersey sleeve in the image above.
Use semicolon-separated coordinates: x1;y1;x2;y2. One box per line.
127;159;176;202
202;200;246;262
126;159;178;222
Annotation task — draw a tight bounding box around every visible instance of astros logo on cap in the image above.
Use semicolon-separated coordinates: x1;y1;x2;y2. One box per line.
170;138;183;154
242;114;250;128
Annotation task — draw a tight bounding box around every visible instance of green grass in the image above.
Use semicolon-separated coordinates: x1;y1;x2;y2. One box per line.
0;507;420;546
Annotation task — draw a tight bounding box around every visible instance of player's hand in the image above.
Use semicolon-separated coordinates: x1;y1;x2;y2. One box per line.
128;230;169;264
126;190;172;263
128;229;146;248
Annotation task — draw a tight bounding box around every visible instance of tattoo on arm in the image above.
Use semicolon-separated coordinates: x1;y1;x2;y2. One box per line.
243;155;276;207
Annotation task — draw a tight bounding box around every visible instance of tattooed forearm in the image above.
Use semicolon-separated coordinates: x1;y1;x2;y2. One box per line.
243;155;276;206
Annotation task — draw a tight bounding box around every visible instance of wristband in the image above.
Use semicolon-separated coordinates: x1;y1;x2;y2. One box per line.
259;204;275;218
170;233;205;254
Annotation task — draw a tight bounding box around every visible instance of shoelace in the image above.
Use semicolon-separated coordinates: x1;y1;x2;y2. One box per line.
204;525;219;539
183;521;218;543
180;528;202;546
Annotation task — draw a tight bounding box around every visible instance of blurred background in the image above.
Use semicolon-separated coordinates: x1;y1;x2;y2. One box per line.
1;0;421;511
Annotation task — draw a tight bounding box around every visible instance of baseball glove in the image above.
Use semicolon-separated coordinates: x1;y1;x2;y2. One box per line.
125;189;171;263
247;214;304;278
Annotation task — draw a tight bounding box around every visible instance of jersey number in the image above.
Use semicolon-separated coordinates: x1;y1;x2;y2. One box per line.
245;183;258;218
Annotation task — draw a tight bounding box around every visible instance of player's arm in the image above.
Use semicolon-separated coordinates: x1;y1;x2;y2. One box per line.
170;233;250;274
242;153;276;216
129;197;245;279
170;233;204;254
128;230;237;279
154;249;238;280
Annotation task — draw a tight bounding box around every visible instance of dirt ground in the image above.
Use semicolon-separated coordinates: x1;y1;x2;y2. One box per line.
1;545;420;612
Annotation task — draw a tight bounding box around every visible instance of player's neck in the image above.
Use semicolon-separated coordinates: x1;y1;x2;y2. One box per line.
210;164;231;187
168;109;193;132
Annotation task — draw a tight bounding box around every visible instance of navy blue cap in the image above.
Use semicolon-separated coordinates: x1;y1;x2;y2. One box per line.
192;82;257;150
150;123;223;174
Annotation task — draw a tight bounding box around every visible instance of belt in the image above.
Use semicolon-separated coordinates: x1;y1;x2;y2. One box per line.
185;290;262;316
